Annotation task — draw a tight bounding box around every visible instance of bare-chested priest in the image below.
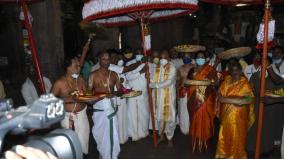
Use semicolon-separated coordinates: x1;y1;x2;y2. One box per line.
88;51;122;159
52;42;90;157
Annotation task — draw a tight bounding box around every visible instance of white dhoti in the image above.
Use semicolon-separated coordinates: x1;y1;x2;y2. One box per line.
127;93;149;141
61;107;90;154
92;98;120;159
125;62;149;141
178;94;189;135
116;97;129;144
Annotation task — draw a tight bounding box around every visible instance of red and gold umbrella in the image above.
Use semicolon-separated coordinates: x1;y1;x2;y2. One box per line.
81;0;199;147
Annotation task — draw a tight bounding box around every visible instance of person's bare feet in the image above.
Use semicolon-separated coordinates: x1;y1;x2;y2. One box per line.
168;140;173;147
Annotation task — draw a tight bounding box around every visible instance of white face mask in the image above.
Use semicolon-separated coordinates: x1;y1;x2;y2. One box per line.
136;55;144;61
117;60;124;66
71;73;79;79
160;59;168;66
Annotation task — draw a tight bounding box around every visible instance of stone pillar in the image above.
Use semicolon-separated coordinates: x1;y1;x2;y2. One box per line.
30;0;64;81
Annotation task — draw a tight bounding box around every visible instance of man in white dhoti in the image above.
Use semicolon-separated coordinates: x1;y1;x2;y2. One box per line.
150;50;176;146
52;41;91;158
52;56;90;157
89;52;123;159
124;48;149;141
111;52;146;144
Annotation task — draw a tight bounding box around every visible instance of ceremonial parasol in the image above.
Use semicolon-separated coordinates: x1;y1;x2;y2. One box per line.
81;0;199;147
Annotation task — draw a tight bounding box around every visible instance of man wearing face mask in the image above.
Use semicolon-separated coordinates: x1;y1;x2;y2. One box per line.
150;49;176;147
186;51;218;152
176;53;195;135
244;53;261;80
246;49;284;158
52;41;90;157
268;46;284;82
108;50;145;144
124;48;149;141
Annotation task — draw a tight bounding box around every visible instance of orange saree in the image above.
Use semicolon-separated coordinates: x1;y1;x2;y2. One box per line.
187;64;217;151
216;76;255;159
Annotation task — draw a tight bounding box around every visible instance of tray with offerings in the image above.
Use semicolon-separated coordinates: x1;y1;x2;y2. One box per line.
70;90;107;103
121;87;142;98
265;88;284;98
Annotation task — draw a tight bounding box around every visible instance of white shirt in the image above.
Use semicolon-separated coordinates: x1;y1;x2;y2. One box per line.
244;64;261;80
21;77;52;105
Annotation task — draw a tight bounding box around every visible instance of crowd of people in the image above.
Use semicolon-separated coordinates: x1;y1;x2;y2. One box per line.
2;42;284;159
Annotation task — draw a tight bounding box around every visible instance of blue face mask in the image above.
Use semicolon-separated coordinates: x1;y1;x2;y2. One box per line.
183;57;191;64
196;58;206;66
268;52;273;58
273;58;282;64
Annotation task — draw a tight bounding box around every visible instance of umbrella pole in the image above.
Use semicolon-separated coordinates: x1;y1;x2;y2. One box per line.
140;20;158;147
254;0;270;158
21;0;46;94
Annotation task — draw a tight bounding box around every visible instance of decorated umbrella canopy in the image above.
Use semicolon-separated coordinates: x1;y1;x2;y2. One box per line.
81;0;199;147
201;0;284;5
82;0;198;26
0;0;46;94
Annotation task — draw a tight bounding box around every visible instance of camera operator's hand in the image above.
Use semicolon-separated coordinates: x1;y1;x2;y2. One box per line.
5;145;57;159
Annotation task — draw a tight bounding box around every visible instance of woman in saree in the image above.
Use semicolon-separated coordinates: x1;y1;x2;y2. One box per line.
186;51;218;151
215;59;255;159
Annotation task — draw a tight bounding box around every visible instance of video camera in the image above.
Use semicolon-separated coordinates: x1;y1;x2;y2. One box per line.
0;94;83;159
